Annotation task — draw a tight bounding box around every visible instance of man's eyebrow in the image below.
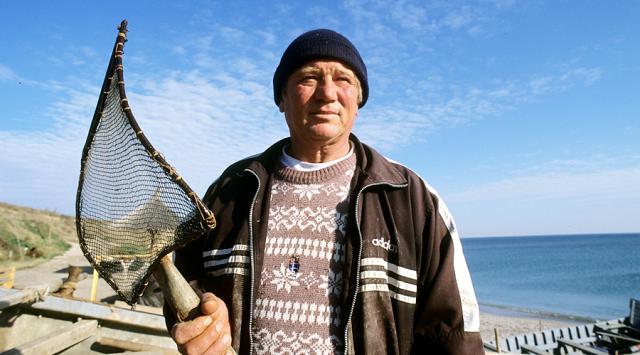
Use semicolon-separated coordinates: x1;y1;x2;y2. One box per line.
334;68;356;77
296;67;321;76
296;66;356;77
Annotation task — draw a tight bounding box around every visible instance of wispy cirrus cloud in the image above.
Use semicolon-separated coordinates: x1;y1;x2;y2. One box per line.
0;64;19;82
448;163;640;203
529;67;603;95
447;156;640;236
0;2;614;217
513;155;640;176
1;23;284;213
0;59;288;214
0;47;606;215
356;64;603;150
344;0;501;37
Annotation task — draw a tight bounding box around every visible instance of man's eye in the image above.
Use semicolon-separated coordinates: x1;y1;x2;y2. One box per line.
300;76;317;84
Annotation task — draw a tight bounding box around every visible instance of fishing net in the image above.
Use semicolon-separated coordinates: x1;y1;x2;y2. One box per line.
76;20;215;305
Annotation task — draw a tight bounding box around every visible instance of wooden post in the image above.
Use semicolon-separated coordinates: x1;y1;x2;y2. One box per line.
54;265;84;298
494;328;501;353
0;266;16;288
90;256;100;302
90;268;99;302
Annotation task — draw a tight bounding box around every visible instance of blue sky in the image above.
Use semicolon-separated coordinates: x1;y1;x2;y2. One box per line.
1;1;638;237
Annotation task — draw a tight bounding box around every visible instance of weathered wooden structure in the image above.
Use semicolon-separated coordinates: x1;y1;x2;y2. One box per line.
0;286;178;354
484;299;640;354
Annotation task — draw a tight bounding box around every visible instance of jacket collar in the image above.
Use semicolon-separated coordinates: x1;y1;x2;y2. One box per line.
245;134;408;187
244;137;289;179
349;134;408;187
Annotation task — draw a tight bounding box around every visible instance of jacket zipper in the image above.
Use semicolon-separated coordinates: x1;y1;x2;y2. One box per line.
244;168;261;355
343;182;407;354
241;167;408;354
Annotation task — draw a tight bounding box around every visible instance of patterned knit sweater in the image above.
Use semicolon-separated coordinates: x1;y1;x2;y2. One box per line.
251;152;356;354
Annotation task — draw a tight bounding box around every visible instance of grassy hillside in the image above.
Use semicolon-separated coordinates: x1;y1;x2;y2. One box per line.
0;202;76;269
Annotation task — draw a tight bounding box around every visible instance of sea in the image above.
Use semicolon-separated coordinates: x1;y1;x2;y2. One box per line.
461;233;640;322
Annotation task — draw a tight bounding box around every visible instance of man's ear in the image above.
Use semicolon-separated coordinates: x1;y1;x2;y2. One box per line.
278;100;285;113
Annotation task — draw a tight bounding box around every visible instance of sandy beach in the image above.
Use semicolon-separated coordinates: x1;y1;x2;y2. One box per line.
479;309;578;341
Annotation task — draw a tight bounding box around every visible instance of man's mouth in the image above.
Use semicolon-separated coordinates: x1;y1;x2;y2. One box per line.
310;110;338;117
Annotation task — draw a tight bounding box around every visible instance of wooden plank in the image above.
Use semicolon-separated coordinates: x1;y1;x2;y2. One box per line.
25;294;167;333
504;336;518;352
520;344;548;354
0;288;39;310
482;341;498;352
114;300;163;315
621;325;640;339
3;319;97;355
542;329;555;345
596;330;640;343
557;338;607;355
96;336;179;354
528;333;541;346
596;323;640;339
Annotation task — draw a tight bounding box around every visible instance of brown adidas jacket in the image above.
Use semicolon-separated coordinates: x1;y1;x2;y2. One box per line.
165;134;484;354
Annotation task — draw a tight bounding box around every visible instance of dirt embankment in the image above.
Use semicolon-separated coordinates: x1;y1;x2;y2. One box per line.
0;202;76;269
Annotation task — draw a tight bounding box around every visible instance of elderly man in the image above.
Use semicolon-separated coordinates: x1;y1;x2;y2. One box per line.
165;29;484;355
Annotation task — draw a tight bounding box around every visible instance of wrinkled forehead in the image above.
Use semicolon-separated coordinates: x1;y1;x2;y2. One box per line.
294;60;358;77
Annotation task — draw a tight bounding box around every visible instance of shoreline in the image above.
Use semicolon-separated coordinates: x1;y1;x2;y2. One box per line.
479;303;591;341
480;303;597;323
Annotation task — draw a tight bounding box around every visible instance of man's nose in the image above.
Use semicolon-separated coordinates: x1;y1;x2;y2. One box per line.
314;78;338;101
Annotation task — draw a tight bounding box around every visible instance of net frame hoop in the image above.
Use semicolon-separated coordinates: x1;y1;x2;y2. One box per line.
75;20;215;304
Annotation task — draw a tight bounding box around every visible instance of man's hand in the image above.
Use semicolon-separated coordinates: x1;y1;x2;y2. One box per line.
171;292;233;355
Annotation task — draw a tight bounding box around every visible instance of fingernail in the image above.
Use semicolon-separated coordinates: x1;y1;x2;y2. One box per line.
203;316;212;326
225;349;234;355
222;334;231;345
215;320;223;332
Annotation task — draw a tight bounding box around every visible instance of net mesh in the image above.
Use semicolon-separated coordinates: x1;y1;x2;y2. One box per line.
76;22;214;305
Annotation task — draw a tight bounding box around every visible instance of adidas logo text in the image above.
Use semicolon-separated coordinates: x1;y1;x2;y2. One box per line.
372;237;398;253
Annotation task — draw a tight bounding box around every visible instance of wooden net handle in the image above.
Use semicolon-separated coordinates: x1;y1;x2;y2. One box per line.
153;255;238;354
153;254;200;322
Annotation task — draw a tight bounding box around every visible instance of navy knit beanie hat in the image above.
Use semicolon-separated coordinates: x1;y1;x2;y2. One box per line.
273;29;369;108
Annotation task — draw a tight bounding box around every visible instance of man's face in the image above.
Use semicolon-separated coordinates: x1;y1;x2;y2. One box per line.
280;60;360;150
